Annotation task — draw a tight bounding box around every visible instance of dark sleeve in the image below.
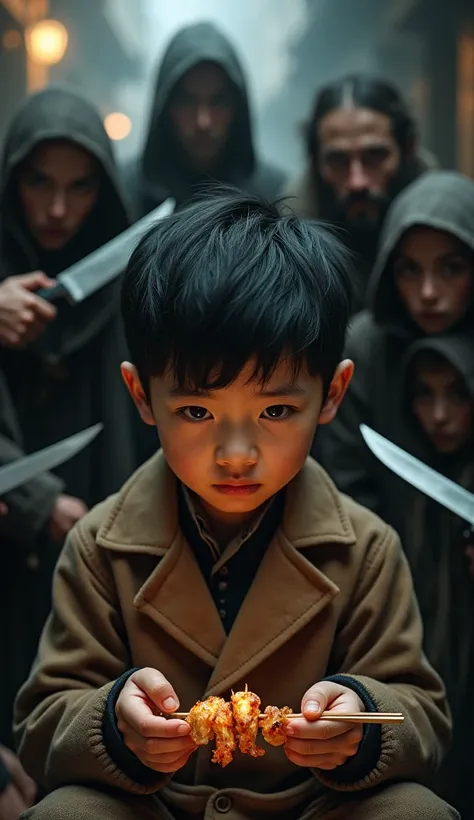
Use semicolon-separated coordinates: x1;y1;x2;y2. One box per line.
102;669;159;786
317;315;384;516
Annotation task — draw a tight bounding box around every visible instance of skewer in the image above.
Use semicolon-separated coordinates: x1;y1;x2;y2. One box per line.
171;711;404;725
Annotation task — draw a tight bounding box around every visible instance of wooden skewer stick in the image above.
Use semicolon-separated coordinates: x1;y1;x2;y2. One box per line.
171;711;404;725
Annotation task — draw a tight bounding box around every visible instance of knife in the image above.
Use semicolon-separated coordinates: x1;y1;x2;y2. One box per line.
360;424;474;525
0;423;103;496
36;198;175;303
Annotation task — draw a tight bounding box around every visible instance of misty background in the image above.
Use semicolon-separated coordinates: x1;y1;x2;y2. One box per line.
0;0;473;178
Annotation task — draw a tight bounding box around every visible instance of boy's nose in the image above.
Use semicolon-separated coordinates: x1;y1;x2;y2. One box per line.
215;440;258;470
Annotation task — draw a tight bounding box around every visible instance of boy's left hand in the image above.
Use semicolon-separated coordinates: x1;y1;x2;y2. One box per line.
284;681;364;770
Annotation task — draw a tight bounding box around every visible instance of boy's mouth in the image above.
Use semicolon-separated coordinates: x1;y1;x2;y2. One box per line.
213;483;262;496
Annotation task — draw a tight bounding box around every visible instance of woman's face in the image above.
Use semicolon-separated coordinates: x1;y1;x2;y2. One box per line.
394;227;474;334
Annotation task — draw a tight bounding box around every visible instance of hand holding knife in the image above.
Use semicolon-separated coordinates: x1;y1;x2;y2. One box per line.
36;198;175;304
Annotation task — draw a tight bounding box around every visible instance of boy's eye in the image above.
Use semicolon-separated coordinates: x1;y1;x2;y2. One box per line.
261;405;293;420
180;406;212;421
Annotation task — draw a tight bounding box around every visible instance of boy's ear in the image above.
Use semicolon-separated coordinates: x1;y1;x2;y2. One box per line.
318;359;354;425
121;362;155;426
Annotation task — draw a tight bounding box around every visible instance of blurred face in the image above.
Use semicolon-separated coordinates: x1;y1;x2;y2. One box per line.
412;359;473;454
123;357;352;533
394;228;474;334
17;140;100;250
317;106;401;232
169;62;236;172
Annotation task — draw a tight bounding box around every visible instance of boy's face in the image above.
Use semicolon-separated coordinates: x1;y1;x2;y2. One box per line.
412;359;473;454
123;357;352;526
394;227;473;334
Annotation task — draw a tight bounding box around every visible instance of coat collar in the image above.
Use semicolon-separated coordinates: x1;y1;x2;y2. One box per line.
96;453;356;692
97;451;355;552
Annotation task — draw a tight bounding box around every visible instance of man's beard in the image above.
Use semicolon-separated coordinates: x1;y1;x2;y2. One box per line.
319;180;392;263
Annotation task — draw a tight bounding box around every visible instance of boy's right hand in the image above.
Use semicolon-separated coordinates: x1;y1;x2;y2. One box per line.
115;668;195;774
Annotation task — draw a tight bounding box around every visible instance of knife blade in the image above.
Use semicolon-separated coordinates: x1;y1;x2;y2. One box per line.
360;424;474;525
37;198;175;304
0;423;103;496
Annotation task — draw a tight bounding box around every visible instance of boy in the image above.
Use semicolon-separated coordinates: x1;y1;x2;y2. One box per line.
400;336;474;817
15;191;456;819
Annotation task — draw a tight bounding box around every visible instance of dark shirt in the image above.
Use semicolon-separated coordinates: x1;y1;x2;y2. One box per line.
178;485;285;633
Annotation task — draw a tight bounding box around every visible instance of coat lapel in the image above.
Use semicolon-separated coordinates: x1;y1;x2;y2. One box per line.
205;460;356;694
205;531;340;695
97;453;356;683
134;532;226;666
96;453;226;667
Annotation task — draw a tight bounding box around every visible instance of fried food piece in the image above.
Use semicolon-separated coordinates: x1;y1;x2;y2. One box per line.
259;705;293;746
231;687;265;758
186;696;223;745
211;701;237;768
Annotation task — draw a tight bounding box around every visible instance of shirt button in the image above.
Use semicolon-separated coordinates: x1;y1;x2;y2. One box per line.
218;581;228;592
219;566;228;576
219;609;227;619
214;795;233;813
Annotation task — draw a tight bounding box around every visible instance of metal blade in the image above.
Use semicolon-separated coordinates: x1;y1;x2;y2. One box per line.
57;198;175;303
360;424;474;524
0;423;103;496
360;424;474;525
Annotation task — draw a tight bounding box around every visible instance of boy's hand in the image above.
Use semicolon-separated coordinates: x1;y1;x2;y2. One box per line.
115;668;196;774
284;681;364;770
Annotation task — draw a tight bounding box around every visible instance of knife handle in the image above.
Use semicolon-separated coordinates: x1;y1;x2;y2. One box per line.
36;282;68;302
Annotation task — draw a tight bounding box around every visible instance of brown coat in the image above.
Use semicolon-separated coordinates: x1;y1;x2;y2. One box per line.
14;454;450;819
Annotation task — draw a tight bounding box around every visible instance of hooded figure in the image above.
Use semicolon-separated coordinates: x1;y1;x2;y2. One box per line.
124;22;286;215
317;170;474;529
389;334;474;817
0;88;142;745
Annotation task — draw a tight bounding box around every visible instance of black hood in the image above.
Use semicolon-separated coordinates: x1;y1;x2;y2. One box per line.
366;170;474;332
403;335;474;400
141;22;256;203
0;86;129;277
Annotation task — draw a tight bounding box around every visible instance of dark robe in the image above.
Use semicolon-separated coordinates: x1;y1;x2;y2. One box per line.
0;87;148;745
398;336;474;818
122;22;287;217
317;171;474;817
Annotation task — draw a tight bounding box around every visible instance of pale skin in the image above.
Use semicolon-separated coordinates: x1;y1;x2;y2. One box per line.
317;106;402;219
0;140;100;350
168;61;236;173
394;227;474;334
116;356;364;772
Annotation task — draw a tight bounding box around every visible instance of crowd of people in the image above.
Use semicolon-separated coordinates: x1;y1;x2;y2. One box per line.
0;19;472;820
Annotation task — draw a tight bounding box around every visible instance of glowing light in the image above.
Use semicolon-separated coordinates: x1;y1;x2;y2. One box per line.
104;112;132;141
25;19;68;66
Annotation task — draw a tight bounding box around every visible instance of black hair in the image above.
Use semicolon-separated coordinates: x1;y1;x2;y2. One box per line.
121;187;353;394
306;73;417;160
